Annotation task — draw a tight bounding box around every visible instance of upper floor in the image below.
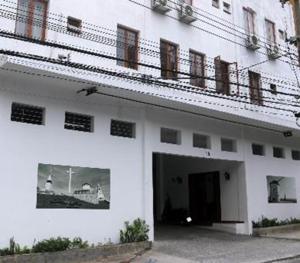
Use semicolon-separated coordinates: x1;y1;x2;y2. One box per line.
0;0;299;131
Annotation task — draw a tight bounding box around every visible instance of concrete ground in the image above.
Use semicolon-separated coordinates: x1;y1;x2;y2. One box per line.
264;230;300;241
130;226;300;263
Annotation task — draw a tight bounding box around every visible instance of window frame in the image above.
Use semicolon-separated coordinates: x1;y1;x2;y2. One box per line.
110;119;136;139
248;70;263;106
189;49;206;88
215;57;230;95
15;0;48;40
64;112;94;133
265;19;276;45
243;7;256;36
116;24;139;70
11;102;45;125
160;39;179;80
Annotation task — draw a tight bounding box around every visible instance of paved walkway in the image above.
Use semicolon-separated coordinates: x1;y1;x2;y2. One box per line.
131;226;300;263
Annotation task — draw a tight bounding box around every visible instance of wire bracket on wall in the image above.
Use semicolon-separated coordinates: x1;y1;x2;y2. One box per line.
77;86;98;96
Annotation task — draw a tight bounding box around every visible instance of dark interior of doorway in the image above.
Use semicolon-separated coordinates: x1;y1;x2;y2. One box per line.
153;153;221;226
189;172;221;225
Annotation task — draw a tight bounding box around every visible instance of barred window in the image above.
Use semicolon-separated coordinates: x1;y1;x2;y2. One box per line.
161;128;181;145
64;112;93;132
292;150;300;161
111;120;135;138
193;134;211;149
11;102;44;125
221;138;237;152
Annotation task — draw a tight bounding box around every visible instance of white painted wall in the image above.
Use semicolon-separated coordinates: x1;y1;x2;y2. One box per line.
0;0;300;247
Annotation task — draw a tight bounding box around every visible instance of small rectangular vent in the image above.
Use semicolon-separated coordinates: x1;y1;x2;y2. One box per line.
161;128;181;145
273;147;285;158
11;103;44;125
292;150;300;161
193;134;211;149
221;138;237;152
111;120;135;138
252;144;265;156
64;112;93;132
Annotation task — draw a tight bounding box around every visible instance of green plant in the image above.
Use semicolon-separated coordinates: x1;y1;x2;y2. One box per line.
253;216;300;228
0;237;30;256
32;237;89;253
120;218;149;243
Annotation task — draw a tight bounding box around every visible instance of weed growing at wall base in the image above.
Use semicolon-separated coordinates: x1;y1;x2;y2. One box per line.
253;216;300;228
120;218;150;243
0;237;89;256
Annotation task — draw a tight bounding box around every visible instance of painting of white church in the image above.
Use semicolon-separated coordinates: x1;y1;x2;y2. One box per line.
37;163;110;209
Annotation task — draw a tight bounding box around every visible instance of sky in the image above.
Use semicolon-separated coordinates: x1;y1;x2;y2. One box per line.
37;163;110;201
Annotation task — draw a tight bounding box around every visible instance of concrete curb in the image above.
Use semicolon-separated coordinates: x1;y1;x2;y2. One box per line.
262;254;300;263
0;241;152;263
253;224;300;236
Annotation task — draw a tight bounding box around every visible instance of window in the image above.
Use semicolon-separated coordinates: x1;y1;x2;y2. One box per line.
270;83;277;95
243;7;256;35
116;25;138;70
252;144;265;156
161;128;181;145
67;16;82;34
193;134;211;149
273;147;285;158
215;57;230;95
265;19;276;45
248;71;263;105
11;102;44;125
190;51;205;88
292;150;300;161
223;2;231;14
111;120;135;138
15;0;48;40
212;0;220;8
267;176;297;203
278;29;286;41
160;40;178;79
64;112;93;132
221;138;237;152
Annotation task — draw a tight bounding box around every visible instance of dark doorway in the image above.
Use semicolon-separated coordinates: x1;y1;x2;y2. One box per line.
189;172;221;225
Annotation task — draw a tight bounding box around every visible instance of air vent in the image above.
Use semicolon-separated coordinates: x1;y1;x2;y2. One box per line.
252;144;265;156
111;120;135;138
221;138;237;152
64;112;93;132
193;134;211;149
273;147;285;158
11;103;44;125
292;150;300;161
161;128;181;145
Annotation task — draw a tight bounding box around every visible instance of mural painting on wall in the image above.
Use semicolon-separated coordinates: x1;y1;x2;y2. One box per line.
37;163;110;209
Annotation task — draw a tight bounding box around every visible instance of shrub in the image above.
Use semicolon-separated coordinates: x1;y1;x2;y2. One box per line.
120;218;149;243
0;238;30;256
32;237;89;253
253;216;300;228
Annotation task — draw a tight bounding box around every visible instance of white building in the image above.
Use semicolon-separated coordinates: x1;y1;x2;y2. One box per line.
0;0;300;246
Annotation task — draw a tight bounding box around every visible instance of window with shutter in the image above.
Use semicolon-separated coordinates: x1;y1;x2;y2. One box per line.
160;40;178;79
15;0;48;40
190;51;205;88
249;71;263;105
243;7;256;35
116;26;138;70
215;57;230;95
265;19;276;44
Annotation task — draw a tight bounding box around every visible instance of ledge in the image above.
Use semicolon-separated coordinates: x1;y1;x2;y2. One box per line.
253;224;300;236
0;241;152;263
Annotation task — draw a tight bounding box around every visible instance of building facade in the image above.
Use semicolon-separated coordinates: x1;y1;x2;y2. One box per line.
0;0;300;246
